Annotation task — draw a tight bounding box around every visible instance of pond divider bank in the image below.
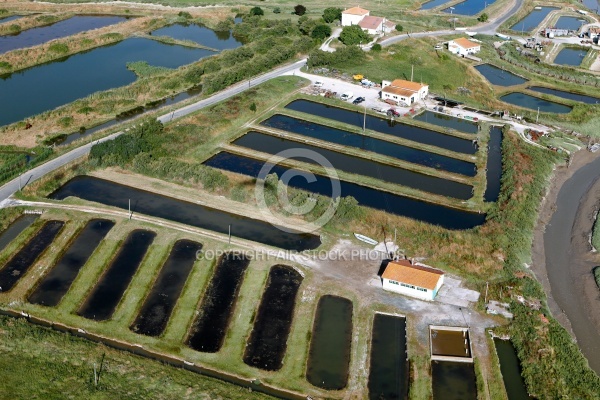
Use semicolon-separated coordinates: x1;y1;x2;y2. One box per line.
260;114;476;177
285;100;477;155
474;64;528;87
234;131;473;200
432;361;477;400
78;229;155;321
368;313;409;400
130;239;202;337
28;219;115;307
186;252;249;353
0;214;38;253
493;338;532;399
50;176;320;251
204;152;487;230
484;126;503;202
0;220;64;292
306;295;353;390
243;265;303;371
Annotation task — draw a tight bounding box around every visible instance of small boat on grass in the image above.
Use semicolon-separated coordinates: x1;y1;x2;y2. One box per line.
354;233;378;245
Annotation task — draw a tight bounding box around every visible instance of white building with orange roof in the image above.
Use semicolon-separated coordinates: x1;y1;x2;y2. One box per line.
341;6;370;27
382;259;445;301
448;37;481;56
381;79;429;106
358;15;385;35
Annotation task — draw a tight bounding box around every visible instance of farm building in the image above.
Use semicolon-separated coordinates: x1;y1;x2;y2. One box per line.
381;79;429;106
448;38;481;56
381;259;444;301
358;16;385;35
341;6;370;26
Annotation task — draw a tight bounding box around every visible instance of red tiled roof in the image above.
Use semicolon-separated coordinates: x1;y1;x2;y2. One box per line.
358;16;384;30
382;260;444;290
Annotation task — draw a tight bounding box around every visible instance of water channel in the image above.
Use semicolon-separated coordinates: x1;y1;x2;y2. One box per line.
0;15;22;25
484;126;503;202
553;47;587;67
474;64;528;87
0;214;38;253
442;0;495;16
510;7;559;33
493;338;532;399
413;110;478;134
499;93;572;114
528;86;600;104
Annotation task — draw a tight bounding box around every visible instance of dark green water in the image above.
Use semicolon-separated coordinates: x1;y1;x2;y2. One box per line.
432;361;477;400
494;339;532;399
413;111;478;134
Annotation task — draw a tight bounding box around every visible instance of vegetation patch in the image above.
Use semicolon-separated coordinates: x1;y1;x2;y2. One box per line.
594;267;600;290
126;61;172;78
592;211;600;251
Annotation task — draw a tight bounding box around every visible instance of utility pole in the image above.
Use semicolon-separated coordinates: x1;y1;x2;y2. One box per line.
363;104;366;132
536;107;540;123
228;224;231;244
128;199;131;220
411;64;414;82
484;281;489;304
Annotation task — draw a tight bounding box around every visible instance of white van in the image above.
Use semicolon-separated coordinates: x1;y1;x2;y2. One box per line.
314;81;324;87
340;92;354;101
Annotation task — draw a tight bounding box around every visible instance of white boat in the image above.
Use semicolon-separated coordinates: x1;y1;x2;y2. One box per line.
465;31;477;36
354;233;378;245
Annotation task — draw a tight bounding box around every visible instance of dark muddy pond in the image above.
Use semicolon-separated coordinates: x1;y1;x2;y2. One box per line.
510;7;559;32
131;239;202;337
474;64;528;87
413;110;478;134
285;100;477;155
442;0;495;16
0;214;38;253
244;264;303;371
0;220;64;292
151;22;243;50
234;131;473;200
528;86;600;104
204;152;487;230
554;47;587;66
0;37;212;127
494;339;532;400
186;252;249;353
50;176;320;251
0;16;127;55
78;229;155;321
0;15;21;24
306;295;353;390
28;219;114;307
368;313;409;400
500;92;572;113
432;361;477;400
261;114;476;177
421;0;453;10
484;126;503;202
555;16;586;30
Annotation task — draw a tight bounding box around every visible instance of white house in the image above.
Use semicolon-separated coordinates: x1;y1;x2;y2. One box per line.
341;6;370;26
381;79;429;106
448;38;481;56
358;16;384;35
381;259;444;301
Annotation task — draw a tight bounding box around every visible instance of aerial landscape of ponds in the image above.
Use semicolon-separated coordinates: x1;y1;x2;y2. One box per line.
261;115;477;177
0;15;127;55
78;229;155;321
0;214;38;253
368;314;409;400
413;110;478;134
484;127;503;202
243;265;303;371
28;219;115;307
494;339;531;399
186;252;249;353
432;361;477;399
442;0;495;16
131;239;202;337
500;92;572;113
204;152;487;230
234;131;473;200
151;22;243;50
0;220;64;292
306;295;353;390
474;64;528;87
528;86;600;104
50;176;320;251
510;7;559;32
285;100;477;155
553;47;588;66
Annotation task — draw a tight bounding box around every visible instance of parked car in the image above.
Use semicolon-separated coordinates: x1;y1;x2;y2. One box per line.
352;97;365;104
371;106;387;114
387;108;401;117
340;92;354;101
314;81;324;88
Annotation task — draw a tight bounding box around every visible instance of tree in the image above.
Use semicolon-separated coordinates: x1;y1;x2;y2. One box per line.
249;102;257;112
478;13;488;22
298;16;317;36
294;4;306;16
395;24;403;32
273;7;281;13
249;6;264;16
339;25;371;46
311;24;332;40
322;7;342;23
371;43;382;51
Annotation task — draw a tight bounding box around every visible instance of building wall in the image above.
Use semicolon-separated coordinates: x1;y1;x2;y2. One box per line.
382;278;435;300
342;13;366;26
448;41;480;56
382;91;414;106
362;22;383;35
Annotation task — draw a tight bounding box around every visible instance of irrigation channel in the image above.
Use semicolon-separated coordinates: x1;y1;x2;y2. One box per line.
442;0;496;16
368;313;409;400
131;239;202;337
78;229;155;321
484;126;503;202
306;295;353;390
0;220;64;292
260;114;477;177
243;264;303;371
0;214;38;253
285;100;478;155
499;93;572;114
0;15;127;55
186;252;249;353
528;86;600;104
234;131;473;200
474;64;528;87
412;110;479;134
432;361;477;400
204;152;487;230
50;176;320;251
510;7;559;32
0;15;22;24
554;47;588;67
493;339;532;400
28;219;115;307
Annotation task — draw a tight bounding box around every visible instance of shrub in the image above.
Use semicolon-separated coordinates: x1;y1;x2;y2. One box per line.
478;13;489;22
323;7;342;23
311;24;331;40
371;43;382;51
395;24;403;32
249;7;264;16
48;43;69;54
58;116;73;128
594;267;600;290
294;5;307;16
592;214;600;251
339;24;371;46
8;24;20;33
0;61;11;70
178;11;192;19
249;102;257;112
307;45;365;67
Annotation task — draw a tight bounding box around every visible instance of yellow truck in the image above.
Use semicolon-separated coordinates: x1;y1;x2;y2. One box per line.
353;74;364;80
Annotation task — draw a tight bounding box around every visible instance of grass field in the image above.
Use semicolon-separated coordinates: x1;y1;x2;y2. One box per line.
592;211;600;251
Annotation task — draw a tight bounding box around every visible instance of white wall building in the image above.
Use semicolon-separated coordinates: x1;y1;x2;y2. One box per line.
382;259;444;301
341;6;370;27
381;79;429;106
448;38;481;56
358;16;384;35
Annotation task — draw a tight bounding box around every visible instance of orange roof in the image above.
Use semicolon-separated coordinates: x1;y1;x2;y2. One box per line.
382;87;417;97
452;37;480;49
382;79;427;96
343;6;370;15
382;260;444;290
359;16;384;30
